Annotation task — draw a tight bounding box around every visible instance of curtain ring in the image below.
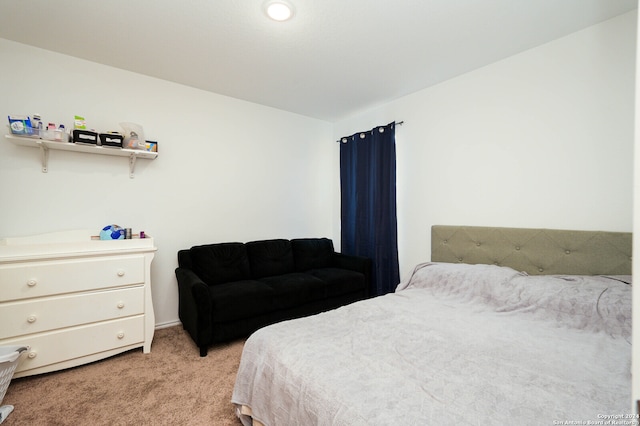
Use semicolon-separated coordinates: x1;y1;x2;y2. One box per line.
341;138;348;143
379;127;385;133
360;133;366;139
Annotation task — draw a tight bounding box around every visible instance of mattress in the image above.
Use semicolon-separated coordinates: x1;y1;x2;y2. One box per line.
231;262;632;426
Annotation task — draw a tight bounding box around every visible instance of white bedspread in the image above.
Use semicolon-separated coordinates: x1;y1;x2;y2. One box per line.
231;263;632;426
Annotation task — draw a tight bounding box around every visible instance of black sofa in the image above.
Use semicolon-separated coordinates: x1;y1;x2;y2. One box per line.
175;237;371;356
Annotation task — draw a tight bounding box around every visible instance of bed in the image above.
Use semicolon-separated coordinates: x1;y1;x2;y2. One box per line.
231;225;633;425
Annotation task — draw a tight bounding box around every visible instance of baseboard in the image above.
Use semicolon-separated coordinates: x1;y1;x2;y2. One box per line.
155;320;181;330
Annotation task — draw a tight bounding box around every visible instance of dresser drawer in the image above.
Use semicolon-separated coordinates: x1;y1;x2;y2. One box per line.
0;286;145;339
1;316;145;375
0;255;145;302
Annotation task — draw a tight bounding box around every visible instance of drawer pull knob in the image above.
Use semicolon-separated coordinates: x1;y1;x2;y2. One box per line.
28;351;37;359
27;315;37;323
27;279;37;287
117;332;125;339
117;302;125;309
117;270;125;277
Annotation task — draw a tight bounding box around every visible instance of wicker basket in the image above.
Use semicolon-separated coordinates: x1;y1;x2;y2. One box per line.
0;346;28;405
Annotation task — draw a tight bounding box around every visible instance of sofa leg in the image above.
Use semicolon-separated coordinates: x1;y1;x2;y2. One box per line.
200;346;208;357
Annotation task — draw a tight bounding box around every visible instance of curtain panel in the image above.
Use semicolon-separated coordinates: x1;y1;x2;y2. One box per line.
339;121;400;296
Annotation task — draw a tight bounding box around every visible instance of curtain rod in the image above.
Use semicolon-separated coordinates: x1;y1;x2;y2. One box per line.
336;121;404;143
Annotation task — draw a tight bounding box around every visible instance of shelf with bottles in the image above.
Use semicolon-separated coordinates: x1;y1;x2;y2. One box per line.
5;134;158;178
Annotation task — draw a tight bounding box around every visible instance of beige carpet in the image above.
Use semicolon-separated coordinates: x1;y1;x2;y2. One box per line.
2;326;245;426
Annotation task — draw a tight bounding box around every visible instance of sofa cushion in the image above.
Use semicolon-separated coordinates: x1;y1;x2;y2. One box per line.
177;249;193;270
246;239;295;279
307;268;365;297
291;238;334;272
209;280;275;322
190;243;250;286
259;273;327;309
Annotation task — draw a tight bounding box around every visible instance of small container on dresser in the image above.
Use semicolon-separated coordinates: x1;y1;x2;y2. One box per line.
0;229;156;378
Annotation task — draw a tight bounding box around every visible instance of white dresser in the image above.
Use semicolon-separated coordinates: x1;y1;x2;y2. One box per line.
0;229;156;378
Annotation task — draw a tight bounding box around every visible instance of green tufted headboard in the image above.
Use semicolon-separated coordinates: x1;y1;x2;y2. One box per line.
431;225;632;275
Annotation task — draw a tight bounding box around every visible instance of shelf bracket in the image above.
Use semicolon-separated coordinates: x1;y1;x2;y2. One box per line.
129;153;137;178
39;143;49;173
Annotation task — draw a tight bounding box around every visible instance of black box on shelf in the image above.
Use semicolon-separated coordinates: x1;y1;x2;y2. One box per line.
99;133;123;148
72;129;98;145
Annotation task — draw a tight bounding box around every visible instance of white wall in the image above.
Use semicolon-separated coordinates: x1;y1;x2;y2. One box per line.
333;11;636;280
0;39;334;327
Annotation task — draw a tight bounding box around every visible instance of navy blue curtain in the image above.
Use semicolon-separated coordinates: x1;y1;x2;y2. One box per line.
340;121;400;296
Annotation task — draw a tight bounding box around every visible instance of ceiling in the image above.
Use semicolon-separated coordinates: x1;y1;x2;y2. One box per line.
0;0;636;122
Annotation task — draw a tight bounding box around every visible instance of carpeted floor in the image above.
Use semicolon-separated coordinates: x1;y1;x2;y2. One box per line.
2;326;245;425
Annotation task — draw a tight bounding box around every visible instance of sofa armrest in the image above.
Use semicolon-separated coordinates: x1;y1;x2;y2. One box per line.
175;267;213;355
332;253;372;297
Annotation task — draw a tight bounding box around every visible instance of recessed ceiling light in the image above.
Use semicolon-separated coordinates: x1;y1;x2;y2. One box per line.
265;1;294;21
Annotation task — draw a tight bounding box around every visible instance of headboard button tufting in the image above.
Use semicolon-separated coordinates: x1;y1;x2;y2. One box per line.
431;225;632;276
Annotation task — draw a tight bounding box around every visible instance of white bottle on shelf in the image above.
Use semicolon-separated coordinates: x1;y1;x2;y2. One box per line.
32;114;43;137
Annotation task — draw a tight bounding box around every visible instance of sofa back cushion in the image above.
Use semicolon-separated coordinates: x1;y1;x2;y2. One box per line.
291;238;334;271
246;239;294;279
177;249;193;270
190;242;250;286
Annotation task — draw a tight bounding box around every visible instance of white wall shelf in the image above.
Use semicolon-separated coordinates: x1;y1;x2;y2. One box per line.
5;134;158;178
